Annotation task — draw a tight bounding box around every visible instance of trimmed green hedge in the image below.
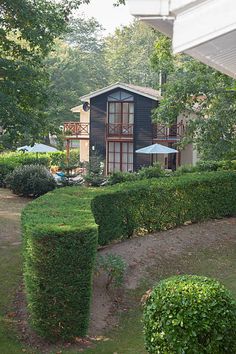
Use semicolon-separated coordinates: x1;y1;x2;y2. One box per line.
22;171;236;340
92;171;236;245
22;187;99;341
143;275;236;353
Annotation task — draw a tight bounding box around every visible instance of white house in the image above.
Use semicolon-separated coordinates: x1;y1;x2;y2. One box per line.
127;0;236;78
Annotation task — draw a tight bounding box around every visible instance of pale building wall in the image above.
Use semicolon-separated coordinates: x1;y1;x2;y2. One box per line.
177;111;199;166
79;108;90;163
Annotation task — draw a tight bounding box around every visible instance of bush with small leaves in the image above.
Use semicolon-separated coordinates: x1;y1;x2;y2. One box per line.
95;254;127;290
6;164;56;197
107;171;138;185
143;275;236;354
139;163;164;179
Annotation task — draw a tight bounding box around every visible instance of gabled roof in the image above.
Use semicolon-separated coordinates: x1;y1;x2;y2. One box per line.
80;82;161;102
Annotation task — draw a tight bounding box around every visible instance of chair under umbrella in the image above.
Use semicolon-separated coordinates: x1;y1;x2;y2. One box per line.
17;143;58;153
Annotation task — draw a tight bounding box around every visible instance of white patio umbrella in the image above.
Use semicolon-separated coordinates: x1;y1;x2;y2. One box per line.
136;143;179;169
17;143;58;153
135;143;178;154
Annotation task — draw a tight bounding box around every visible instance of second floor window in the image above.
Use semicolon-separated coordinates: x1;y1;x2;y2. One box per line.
108;102;134;135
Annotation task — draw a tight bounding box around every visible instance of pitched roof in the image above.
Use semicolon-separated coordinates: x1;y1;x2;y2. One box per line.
80;82;161;102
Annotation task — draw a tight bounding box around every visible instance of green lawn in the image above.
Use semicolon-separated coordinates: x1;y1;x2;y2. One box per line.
0;188;235;354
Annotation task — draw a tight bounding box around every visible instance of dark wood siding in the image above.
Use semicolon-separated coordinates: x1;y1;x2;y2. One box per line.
133;95;157;170
90;93;107;160
89;88;158;172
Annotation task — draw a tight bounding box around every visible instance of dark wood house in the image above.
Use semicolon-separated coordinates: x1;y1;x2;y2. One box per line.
65;83;186;174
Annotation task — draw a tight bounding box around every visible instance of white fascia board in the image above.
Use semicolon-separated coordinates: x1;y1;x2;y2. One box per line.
128;0;170;16
173;0;236;54
170;0;204;14
80;83;161;102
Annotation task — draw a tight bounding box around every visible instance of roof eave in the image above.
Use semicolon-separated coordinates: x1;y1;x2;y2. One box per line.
80;82;161;102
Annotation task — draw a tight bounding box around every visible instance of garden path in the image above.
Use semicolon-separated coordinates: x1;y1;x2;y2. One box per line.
91;216;236;334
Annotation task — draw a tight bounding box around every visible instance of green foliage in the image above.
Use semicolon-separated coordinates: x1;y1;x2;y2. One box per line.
108;171;138;185
84;152;105;187
21;187;98;340
104;21;160;87
96;253;127;290
175;160;236;176
0;0;89;148
0;152;51;187
151;35;236;160
92;172;236;245
6;165;56;197
143;275;236;353
108;163;164;185
21;171;236;340
139;163;163;179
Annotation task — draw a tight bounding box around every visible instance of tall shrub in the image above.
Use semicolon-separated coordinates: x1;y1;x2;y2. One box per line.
22;188;98;340
143;275;236;353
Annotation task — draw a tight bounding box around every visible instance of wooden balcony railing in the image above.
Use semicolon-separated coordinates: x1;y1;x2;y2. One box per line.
64;122;89;136
153;121;185;140
106;123;134;137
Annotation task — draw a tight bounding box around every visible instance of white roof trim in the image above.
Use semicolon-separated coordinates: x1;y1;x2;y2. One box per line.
71;104;83;113
80;82;161;102
127;0;236;78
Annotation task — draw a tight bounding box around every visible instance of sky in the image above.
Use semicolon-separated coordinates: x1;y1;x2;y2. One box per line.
78;0;134;34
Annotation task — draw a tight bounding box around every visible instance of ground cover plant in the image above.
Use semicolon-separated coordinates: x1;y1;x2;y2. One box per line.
95;254;127;290
143;275;236;353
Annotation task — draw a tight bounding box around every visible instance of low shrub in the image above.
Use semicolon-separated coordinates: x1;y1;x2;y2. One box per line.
95;253;127;290
107;163;165;186
107;171;138;185
175;164;198;175
139;163;164;179
175;160;236;176
22;187;99;340
6;165;56;197
143;275;236;353
92;171;236;245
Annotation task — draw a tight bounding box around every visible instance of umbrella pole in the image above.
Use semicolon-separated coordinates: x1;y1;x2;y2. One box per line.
66;139;70;164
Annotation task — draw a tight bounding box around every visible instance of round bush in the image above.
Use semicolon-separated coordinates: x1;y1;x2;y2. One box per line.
143;275;236;354
6;164;56;197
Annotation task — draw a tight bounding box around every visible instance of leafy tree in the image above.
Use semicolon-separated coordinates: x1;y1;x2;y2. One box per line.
44;17;108;124
104;21;160;87
0;0;89;149
151;36;236;160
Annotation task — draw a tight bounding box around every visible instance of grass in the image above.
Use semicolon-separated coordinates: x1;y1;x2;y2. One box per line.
0;188;236;354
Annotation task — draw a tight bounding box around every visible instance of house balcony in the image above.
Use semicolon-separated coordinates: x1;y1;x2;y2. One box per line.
63;122;89;140
153;121;185;141
106;123;134;139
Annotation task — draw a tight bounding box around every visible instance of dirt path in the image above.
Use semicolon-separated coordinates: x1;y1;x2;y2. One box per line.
0;188;29;246
90;217;236;334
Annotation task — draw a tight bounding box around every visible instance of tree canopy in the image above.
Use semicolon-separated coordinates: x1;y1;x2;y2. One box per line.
0;0;89;149
151;36;236;160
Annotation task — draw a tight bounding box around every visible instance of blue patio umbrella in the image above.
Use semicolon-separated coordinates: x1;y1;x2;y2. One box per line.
135;143;178;154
